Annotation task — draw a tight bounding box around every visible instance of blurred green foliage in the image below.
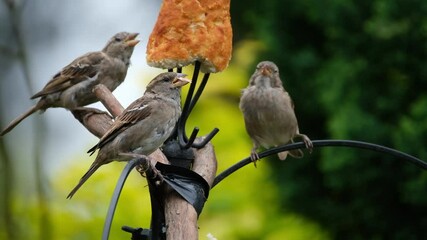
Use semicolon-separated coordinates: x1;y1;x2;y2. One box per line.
230;0;427;239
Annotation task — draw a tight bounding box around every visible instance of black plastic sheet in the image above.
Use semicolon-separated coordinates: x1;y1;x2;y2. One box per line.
155;162;210;216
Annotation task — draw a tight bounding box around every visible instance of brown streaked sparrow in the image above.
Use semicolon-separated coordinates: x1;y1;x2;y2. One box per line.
239;61;313;164
67;72;190;199
1;32;139;136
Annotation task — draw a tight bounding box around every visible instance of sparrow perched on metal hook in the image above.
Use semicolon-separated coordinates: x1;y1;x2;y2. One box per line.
1;32;139;136
239;61;313;164
67;72;191;199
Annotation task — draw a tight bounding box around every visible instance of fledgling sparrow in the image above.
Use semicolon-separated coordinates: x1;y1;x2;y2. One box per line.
0;32;139;136
239;61;313;164
67;72;190;199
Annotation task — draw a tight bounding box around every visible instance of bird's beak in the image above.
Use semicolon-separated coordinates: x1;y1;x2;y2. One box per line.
125;33;140;47
172;73;191;87
260;66;271;76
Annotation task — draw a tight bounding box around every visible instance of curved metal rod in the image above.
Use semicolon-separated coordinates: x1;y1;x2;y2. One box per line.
102;159;140;240
168;67;182;73
182;62;201;121
212;139;427;188
189;73;210;113
192;128;220;149
176;62;201;146
181;127;199;149
176;62;219;149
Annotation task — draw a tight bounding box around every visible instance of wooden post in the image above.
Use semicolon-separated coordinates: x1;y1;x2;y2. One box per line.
163;139;217;239
73;84;218;239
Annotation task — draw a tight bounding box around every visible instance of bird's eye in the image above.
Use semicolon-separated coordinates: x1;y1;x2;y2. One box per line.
114;37;122;42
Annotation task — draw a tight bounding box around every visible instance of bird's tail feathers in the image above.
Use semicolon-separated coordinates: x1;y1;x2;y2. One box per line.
67;162;101;199
289;149;304;159
278;149;304;160
278;151;288;160
0;101;45;136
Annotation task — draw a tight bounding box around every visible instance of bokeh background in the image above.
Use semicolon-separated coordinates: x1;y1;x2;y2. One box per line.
1;0;427;239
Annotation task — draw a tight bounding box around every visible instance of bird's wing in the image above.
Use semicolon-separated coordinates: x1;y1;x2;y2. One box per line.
31;52;105;99
87;97;153;155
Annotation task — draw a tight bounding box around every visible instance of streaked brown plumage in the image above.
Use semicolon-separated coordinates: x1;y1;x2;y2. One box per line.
239;61;313;163
1;32;139;136
67;72;190;199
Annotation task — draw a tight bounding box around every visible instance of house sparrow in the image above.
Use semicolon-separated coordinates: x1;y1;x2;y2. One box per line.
67;72;190;199
0;32;139;136
239;61;313;163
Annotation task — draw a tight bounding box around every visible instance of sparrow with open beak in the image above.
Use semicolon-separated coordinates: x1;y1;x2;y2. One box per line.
1;32;139;135
239;61;313;164
67;72;190;199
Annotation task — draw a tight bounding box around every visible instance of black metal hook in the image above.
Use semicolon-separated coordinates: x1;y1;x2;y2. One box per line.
170;61;219;149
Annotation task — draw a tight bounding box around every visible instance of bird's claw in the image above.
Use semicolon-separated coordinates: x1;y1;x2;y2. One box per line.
250;149;260;167
119;152;164;182
299;134;313;153
148;160;164;183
